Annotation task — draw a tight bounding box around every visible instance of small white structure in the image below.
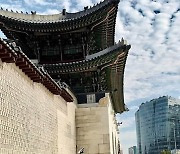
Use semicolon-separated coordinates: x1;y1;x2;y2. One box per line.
171;149;180;154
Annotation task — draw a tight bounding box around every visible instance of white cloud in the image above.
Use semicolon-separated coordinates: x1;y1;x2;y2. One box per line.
40;9;60;14
0;3;25;12
62;0;71;12
24;0;55;6
75;0;93;9
129;105;139;111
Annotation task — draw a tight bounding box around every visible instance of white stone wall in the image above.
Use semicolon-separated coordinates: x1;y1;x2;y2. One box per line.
0;61;77;154
107;94;120;154
76;95;120;154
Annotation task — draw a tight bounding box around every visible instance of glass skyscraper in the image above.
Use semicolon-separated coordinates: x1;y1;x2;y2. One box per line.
129;146;137;154
135;96;180;154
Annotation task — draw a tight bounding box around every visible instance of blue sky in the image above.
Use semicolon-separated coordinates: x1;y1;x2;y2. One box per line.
0;0;180;153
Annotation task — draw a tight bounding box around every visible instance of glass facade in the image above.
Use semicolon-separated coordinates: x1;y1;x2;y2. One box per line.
129;146;137;154
135;96;180;154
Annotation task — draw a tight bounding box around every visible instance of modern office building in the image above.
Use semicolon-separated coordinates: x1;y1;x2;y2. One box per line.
135;96;180;154
128;146;137;154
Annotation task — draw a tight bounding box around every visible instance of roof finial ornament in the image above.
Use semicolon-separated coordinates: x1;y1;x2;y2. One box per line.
120;37;124;45
62;9;66;15
31;11;36;15
38;65;46;74
84;6;88;10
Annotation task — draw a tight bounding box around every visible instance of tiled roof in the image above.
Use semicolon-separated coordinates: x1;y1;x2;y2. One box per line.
0;38;73;102
0;0;119;23
43;39;130;74
0;0;119;34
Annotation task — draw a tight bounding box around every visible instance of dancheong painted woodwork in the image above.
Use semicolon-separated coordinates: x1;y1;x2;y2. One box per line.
0;0;131;113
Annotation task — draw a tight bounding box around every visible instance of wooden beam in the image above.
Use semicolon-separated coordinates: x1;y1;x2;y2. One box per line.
16;61;27;66
19;64;30;69
0;53;12;58
1;57;16;63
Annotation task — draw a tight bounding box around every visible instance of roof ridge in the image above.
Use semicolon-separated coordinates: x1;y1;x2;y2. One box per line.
0;0;120;23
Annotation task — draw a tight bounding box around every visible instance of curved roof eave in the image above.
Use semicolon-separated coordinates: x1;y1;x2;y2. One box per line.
110;48;129;113
0;0;120;24
43;39;130;73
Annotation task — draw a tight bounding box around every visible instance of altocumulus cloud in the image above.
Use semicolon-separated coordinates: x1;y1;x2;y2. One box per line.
116;0;180;103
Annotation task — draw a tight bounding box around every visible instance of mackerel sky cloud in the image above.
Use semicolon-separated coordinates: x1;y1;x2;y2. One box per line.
0;0;180;153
